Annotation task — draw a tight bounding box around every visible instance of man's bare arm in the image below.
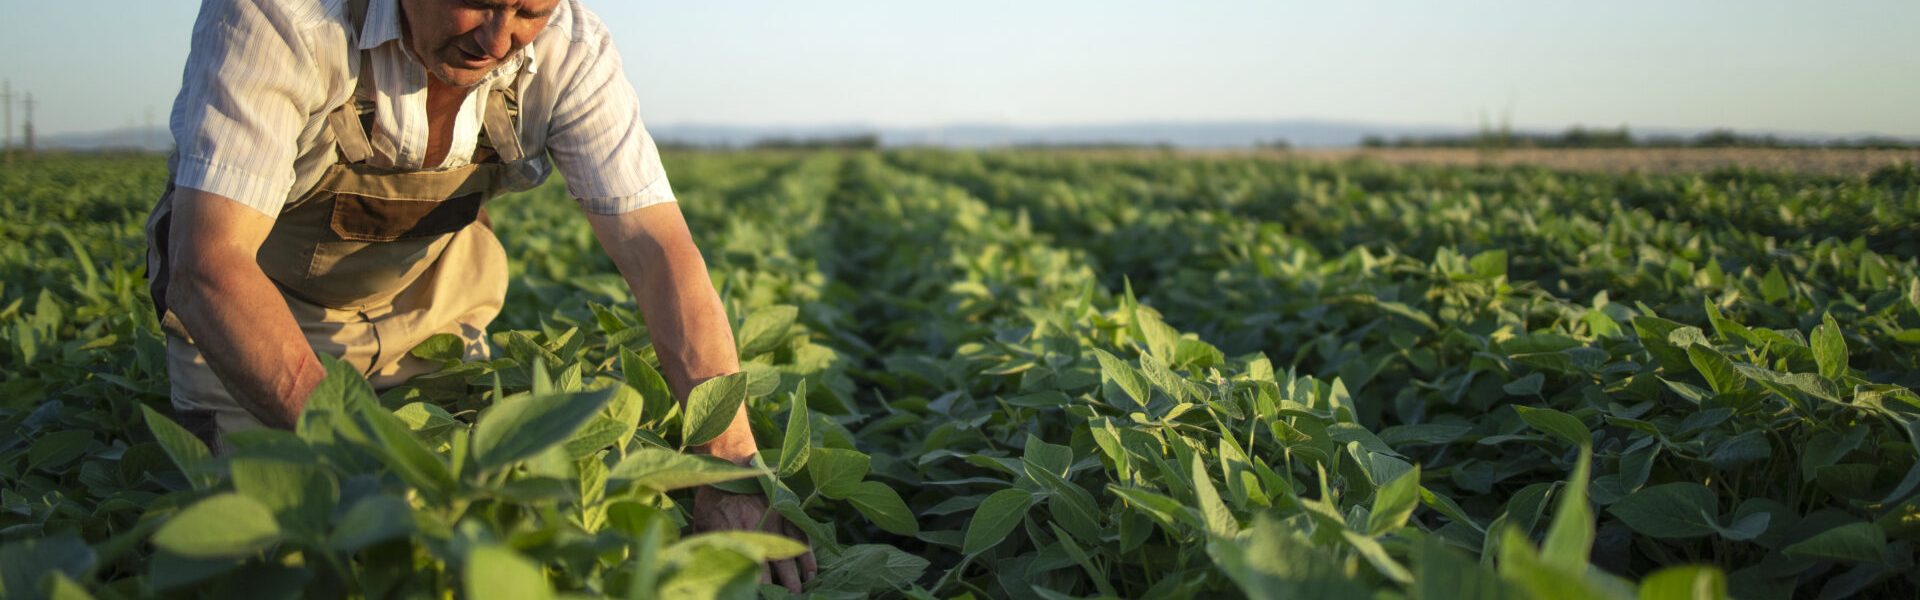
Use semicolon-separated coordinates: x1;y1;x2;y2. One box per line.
585;203;754;460
167;187;325;429
587;201;817;592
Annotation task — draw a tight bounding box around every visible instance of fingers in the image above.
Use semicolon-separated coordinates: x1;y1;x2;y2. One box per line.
760;564;773;586
773;558;802;593
789;523;819;581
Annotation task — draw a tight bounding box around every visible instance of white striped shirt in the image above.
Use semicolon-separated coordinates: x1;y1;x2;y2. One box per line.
168;0;675;216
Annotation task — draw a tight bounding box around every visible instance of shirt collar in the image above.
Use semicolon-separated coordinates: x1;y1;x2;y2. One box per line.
357;0;403;51
356;0;543;76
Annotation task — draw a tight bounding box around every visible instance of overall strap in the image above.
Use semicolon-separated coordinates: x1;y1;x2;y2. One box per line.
327;0;377;164
326;90;375;164
482;85;525;163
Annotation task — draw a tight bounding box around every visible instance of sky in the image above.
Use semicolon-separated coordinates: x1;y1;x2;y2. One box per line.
2;0;1917;138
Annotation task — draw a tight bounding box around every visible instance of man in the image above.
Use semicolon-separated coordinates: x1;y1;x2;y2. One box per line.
143;0;816;590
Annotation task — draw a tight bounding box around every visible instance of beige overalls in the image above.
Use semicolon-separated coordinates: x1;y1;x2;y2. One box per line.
144;0;538;449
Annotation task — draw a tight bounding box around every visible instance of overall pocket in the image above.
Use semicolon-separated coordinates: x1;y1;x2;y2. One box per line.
329;191;485;242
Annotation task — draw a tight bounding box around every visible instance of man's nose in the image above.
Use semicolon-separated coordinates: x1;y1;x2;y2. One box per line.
477;11;514;59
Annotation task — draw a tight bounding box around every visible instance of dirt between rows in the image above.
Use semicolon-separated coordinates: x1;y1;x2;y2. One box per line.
1271;147;1920;177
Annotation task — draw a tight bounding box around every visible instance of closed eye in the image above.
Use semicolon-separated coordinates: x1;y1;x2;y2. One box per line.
460;0;552;19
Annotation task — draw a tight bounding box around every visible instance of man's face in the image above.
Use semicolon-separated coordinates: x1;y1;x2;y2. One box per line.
398;0;559;88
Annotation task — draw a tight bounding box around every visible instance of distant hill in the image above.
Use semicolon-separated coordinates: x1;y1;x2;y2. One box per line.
37;128;174;152
652;120;1468;149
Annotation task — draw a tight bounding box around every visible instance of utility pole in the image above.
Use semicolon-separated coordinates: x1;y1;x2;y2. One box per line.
23;92;34;155
2;81;12;167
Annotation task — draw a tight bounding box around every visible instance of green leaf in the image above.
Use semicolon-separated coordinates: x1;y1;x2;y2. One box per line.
1607;483;1718;539
1781;522;1886;564
1368;465;1422;536
141;405;215;490
353;401;458;500
1174;338;1226;369
1514;406;1590;448
621;347;675;426
1130;306;1182;361
1685;344;1746;396
1541;447;1594;572
27;430;92;472
845;481;919;536
1502;373;1545;396
807;448;871;499
963;488;1034;555
1341;530;1413;584
609;447;762;493
1636;566;1727;600
673;531;810;562
327;494;415;552
1469;249;1509;279
736;305;798;357
603;385;645;451
657;544;759;600
394;402;458;435
1022;434;1074;478
472;387;616;471
1110;486;1196;530
410;333;466;363
1811;314;1848;380
1023;459;1102;542
681;372;749;447
1093;348;1152;410
1759;267;1791;304
1048;522;1118;598
1801;428;1867;483
306;354;381;416
230;458;338;539
465;545;554;600
1192;454;1238;538
151;493;282;559
777;385;811;478
562;416;630;460
808;544;931;595
1633;316;1694;372
1703;511;1769;542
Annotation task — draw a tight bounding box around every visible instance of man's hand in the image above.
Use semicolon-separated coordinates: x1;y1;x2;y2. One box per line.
691;484;818;593
694;429;816;592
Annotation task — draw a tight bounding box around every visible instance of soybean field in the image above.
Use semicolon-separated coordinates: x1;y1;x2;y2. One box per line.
2;151;1918;599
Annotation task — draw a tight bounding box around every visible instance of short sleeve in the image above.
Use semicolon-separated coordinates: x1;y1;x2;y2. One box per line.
543;32;676;215
168;0;321;217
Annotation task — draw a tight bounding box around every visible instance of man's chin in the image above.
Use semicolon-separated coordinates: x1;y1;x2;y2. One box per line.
427;64;493;89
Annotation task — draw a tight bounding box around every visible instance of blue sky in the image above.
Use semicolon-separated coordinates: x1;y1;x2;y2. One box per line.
4;0;1916;137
